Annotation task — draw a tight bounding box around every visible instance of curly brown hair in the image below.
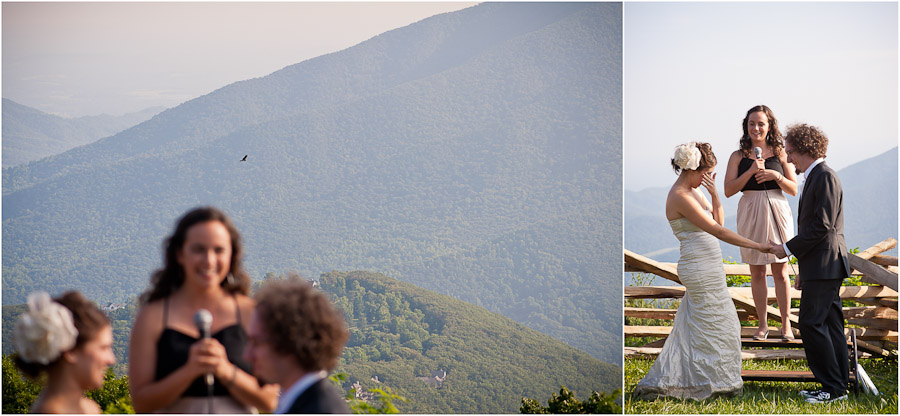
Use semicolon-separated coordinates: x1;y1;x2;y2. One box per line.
15;291;110;379
740;105;784;155
671;142;717;174
784;123;829;160
141;206;250;304
254;276;348;373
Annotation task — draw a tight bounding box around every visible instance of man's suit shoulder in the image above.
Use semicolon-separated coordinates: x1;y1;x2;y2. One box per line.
286;378;351;414
809;163;842;187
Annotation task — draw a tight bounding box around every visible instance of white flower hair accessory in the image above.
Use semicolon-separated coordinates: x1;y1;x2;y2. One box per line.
14;292;78;365
673;142;701;171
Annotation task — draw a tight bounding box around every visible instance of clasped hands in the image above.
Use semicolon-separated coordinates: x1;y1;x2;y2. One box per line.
750;157;784;184
188;337;234;381
768;242;787;259
755;241;788;259
757;243;799;289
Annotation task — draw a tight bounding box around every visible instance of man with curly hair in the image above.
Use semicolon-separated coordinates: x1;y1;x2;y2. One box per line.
244;277;351;413
772;123;851;404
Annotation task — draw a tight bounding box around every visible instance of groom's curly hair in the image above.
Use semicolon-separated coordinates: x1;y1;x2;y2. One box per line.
784;123;828;160
254;275;348;373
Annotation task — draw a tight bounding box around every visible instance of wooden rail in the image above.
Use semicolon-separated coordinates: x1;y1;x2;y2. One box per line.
624;250;680;284
625;238;898;359
625;305;897;321
624;326;898;342
624;285;899;302
870;255;898;267
625;238;899;279
850;253;899;291
624;347;872;361
741;369;859;383
857;238;897;260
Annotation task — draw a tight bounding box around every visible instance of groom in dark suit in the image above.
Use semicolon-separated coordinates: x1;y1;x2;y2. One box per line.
244;277;351;414
771;123;851;404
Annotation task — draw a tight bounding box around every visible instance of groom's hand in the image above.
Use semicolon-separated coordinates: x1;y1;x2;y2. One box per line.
793;276;802;291
770;243;787;259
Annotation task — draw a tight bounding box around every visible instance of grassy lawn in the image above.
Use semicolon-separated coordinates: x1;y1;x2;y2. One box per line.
624;357;898;414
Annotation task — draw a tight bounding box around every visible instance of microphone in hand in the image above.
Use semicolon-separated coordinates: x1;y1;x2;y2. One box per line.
752;146;767;182
194;309;214;387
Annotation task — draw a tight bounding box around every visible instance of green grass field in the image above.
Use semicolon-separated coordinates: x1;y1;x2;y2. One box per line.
625;357;898;414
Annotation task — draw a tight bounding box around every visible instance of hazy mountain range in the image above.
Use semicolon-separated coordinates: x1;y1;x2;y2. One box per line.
625;147;898;264
1;98;165;168
2;2;622;363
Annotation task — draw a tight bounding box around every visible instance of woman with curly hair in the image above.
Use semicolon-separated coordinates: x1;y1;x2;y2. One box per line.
13;291;116;413
724;105;799;340
129;207;278;413
633;142;770;401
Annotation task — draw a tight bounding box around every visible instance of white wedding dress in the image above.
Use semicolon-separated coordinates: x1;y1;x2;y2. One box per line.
633;214;743;400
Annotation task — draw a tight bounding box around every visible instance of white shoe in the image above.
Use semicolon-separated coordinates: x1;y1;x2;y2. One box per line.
805;391;847;404
799;389;822;399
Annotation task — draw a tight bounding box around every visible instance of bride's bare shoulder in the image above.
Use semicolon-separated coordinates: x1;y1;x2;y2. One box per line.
666;185;692;201
665;186;690;219
81;397;102;414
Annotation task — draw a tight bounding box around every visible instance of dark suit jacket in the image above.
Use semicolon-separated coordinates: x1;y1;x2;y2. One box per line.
785;162;851;280
283;378;351;414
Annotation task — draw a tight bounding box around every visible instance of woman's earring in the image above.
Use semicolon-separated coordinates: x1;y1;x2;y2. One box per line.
226;273;235;286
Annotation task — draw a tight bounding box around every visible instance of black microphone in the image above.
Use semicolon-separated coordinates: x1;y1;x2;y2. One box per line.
194;309;214;388
753;146;763;160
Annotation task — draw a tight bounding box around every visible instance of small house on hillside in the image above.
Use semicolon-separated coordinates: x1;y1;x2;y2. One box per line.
416;368;447;388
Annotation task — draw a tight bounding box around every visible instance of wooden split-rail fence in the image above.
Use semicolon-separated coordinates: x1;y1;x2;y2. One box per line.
624;238;899;362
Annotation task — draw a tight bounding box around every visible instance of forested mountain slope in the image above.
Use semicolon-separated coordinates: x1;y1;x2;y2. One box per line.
325;271;620;413
2;2;622;363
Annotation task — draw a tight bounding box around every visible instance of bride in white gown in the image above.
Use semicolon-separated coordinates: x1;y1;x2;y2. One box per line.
633;142;771;401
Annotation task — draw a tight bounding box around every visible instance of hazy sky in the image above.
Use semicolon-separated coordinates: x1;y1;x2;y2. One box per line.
624;2;898;191
2;2;477;117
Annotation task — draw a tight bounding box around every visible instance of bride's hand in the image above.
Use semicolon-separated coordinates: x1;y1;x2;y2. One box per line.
757;243;771;253
701;172;717;195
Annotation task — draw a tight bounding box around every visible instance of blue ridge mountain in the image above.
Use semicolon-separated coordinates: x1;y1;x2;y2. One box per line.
2;2;622;364
1;98;164;168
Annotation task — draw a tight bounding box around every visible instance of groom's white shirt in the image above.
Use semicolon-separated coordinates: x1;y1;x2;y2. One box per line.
783;158;825;257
